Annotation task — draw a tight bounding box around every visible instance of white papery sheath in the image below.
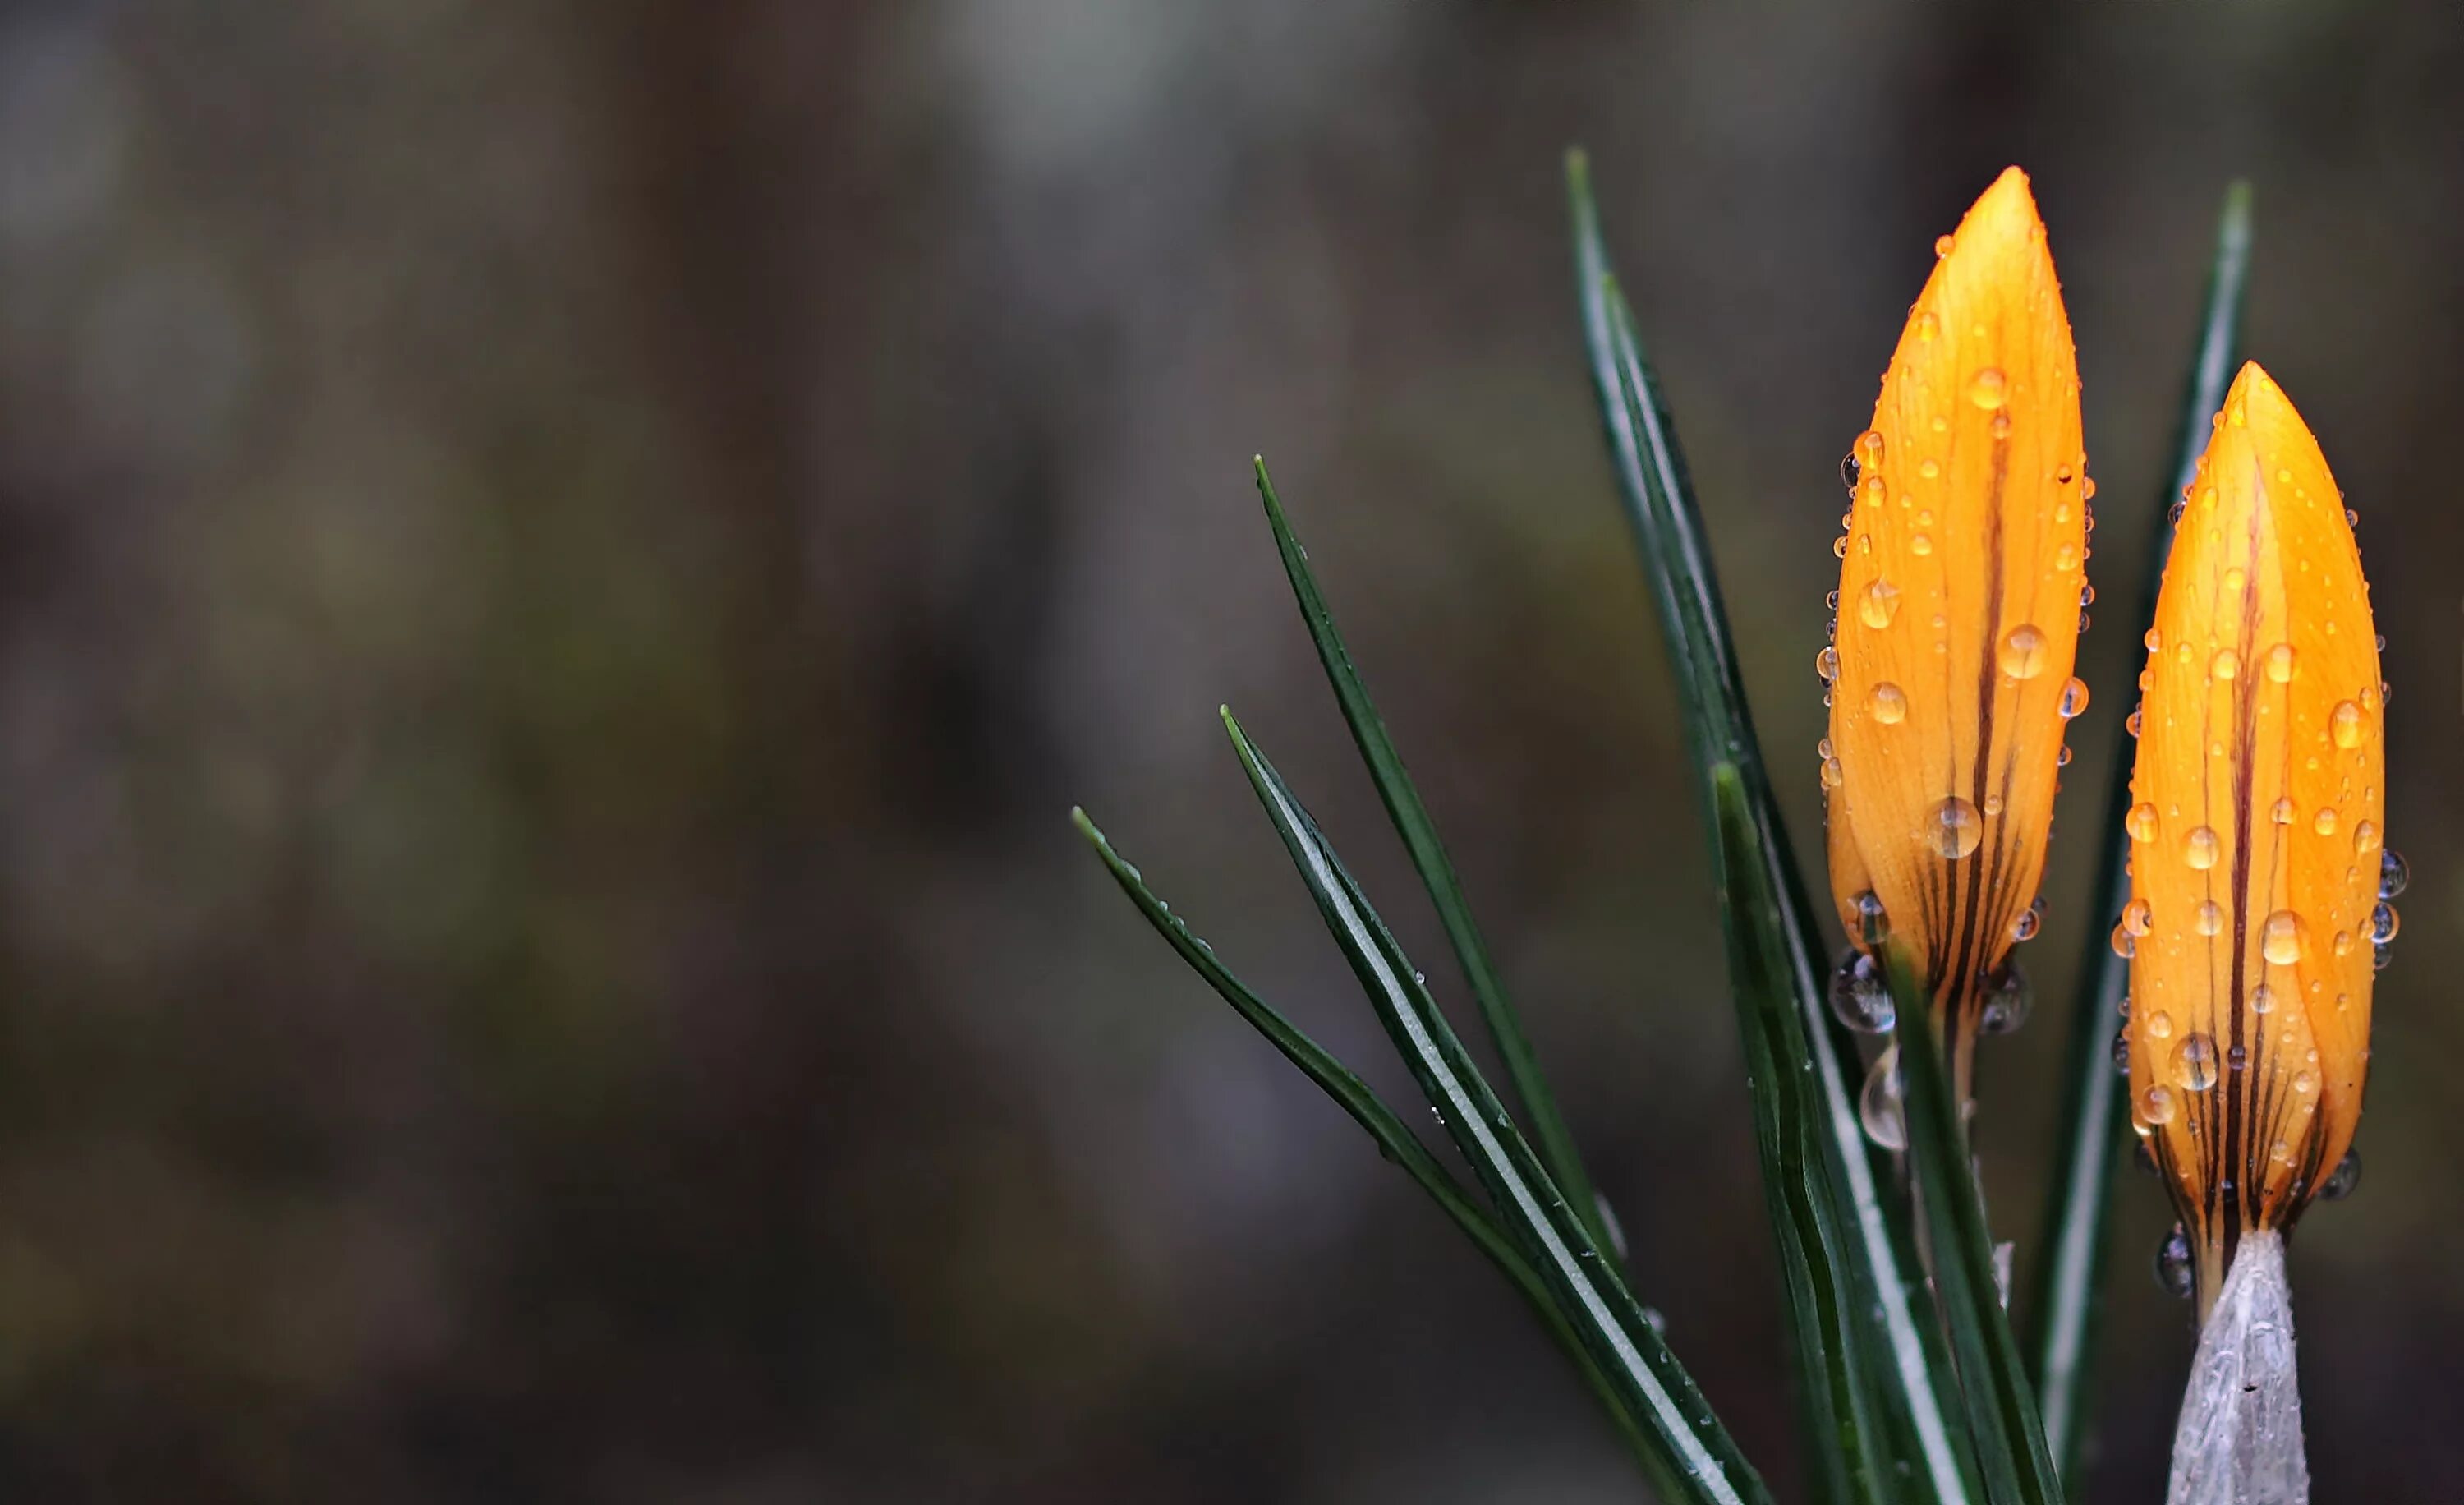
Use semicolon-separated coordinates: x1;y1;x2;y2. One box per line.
2166;1231;2309;1505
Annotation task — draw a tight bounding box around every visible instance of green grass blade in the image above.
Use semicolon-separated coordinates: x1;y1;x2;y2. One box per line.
1071;807;1663;1467
1221;709;1772;1505
2022;180;2253;1480
1708;766;1890;1505
1887;951;2066;1505
1249;458;1610;1255
1570;147;1974;1505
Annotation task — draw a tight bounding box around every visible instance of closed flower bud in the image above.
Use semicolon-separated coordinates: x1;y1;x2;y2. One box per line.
1826;167;2088;1096
2124;361;2386;1317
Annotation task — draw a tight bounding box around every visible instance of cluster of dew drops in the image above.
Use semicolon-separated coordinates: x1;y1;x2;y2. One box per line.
1819;401;2089;1153
2110;456;2403;1299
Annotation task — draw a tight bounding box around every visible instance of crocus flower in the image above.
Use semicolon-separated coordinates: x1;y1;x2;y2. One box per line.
1823;167;2091;1105
2123;364;2393;1502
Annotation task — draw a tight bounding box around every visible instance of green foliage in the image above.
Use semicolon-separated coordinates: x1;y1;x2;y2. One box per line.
1073;159;2257;1501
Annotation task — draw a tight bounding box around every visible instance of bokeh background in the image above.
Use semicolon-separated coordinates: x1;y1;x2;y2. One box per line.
0;1;2455;1499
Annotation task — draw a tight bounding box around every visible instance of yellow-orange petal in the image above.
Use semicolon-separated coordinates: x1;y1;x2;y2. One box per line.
1825;167;2086;1076
2123;361;2383;1316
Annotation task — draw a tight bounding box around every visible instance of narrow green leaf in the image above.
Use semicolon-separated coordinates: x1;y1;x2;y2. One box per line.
1570;147;1974;1505
1221;711;1772;1505
2023;180;2253;1480
1708;766;1889;1505
1070;805;1662;1468
1250;458;1609;1256
1888;950;2066;1505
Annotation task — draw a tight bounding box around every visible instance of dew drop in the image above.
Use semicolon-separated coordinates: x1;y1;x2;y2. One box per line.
2261;910;2306;965
1828;948;1896;1034
2353;820;2382;857
2193;900;2224;937
2122;898;2154;937
1979;964;2030;1035
1998;624;2049;679
2319;1148;2361;1202
2182;826;2221;871
1925;796;1983;858
1870;682;1909;724
2209;648;2240;682
2140;1084;2180;1128
1911;533;1934;556
2378;847;2408;897
2126;803;2159;842
2110;923;2135;960
2111;1027;2133;1075
2223;566;2246;593
2370;900;2399;944
1859;1047;1907;1150
2154;1224;2194;1298
1968;367;2007;409
2292;1067;2319;1096
1853;890;1889;946
1915;311;1939;341
2249;982;2277;1016
2330;700;2366;748
1919;458;1941;479
1816;646;1839;682
2146;1009;2174;1040
2055;543;2080;571
1833;536;1849;559
1934;234;1956;259
2011;897;2045;942
2270;797;2296;826
2264;642;2297;683
2057;676;2089;719
1821;757;1844;789
1857;578;1905;630
2126;709;2144;739
2172;1033;2220;1092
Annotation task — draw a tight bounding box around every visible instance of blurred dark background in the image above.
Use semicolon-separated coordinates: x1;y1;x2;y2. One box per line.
0;1;2455;1499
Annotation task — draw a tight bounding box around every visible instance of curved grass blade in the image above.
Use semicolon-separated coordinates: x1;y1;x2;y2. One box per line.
1887;950;2066;1505
1222;709;1771;1505
1071;807;1662;1468
1570;147;1974;1505
2022;181;2253;1481
1708;766;1890;1505
1250;458;1609;1255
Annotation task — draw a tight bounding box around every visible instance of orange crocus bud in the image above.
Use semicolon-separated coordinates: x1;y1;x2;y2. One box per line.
1823;167;2089;1102
2123;361;2391;1316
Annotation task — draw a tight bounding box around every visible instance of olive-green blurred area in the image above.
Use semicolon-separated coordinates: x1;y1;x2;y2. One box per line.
0;1;2458;1499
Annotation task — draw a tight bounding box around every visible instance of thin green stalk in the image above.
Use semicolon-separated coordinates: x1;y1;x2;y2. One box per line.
1225;709;1772;1505
1250;458;1609;1256
1073;807;1663;1468
1889;951;2066;1505
2023;180;2253;1482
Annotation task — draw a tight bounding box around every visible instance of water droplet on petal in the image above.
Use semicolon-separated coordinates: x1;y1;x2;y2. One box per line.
1934;234;1956;259
1871;682;1909;724
2331;700;2366;748
2314;807;2339;836
2172;1033;2219;1091
1860;1047;1907;1150
2182;826;2220;871
2011;897;2045;942
1828;948;1896;1034
1968;367;2008;409
2250;983;2277;1016
2111;923;2136;959
1910;533;1933;556
2057;677;2089;719
2370;901;2399;944
2271;797;2296;826
2154;1223;2194;1297
1859;578;1903;628
1926;797;1983;858
2379;847;2408;897
2140;1084;2180;1130
2122;898;2154;937
1821;757;1844;789
2262;911;2307;965
1979;964;2030;1034
2194;900;2224;937
2292;1067;2319;1096
1998;624;2049;679
2146;1010;2174;1041
2264;642;2298;683
1817;646;1840;682
2127;803;2159;842
2319;1148;2361;1202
